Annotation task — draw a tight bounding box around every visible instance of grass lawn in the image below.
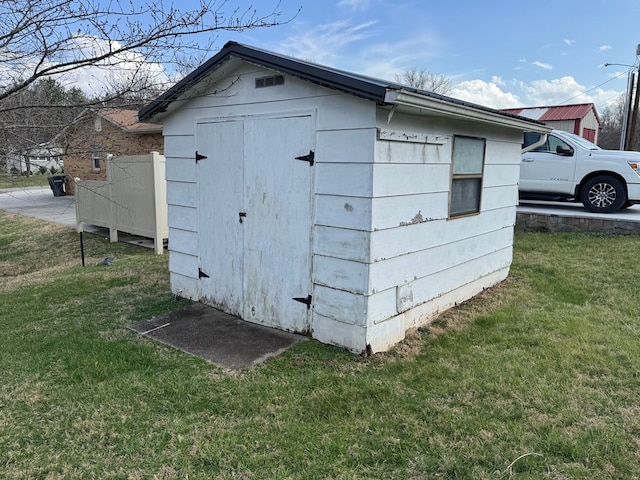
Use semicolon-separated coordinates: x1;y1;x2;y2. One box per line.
2;211;640;479
0;174;50;189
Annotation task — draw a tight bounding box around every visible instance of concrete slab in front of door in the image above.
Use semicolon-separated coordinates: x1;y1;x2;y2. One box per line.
129;303;307;369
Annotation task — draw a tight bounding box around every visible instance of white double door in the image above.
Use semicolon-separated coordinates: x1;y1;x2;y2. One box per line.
196;114;314;332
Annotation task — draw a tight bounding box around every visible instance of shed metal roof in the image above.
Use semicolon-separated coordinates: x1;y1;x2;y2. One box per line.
138;41;547;132
502;103;600;124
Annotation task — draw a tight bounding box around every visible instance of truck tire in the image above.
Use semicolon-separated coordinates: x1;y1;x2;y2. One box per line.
580;175;626;213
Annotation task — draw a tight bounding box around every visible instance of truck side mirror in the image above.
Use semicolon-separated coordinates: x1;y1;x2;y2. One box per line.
556;145;573;156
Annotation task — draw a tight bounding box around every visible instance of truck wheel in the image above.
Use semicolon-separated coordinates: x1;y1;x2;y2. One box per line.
580;175;626;213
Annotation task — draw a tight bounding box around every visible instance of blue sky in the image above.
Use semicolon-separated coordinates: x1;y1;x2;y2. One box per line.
192;0;640;113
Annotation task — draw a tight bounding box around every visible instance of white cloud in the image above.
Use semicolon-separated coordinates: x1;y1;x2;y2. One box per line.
337;0;370;8
276;20;445;84
521;76;622;111
532;61;553;70
60;36;171;96
278;19;378;65
564;39;575;46
599;45;612;52
0;34;171;97
448;75;624;113
355;34;445;80
524;76;583;104
450;79;521;109
492;75;506;87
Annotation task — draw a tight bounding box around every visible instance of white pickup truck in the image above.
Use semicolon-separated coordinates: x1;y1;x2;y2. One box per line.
520;129;640;213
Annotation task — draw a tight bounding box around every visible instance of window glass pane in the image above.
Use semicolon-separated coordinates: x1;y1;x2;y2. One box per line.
452;136;485;174
450;178;481;216
547;135;571;154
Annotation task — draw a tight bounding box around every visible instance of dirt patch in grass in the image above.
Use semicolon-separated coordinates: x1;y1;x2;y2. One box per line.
383;275;526;362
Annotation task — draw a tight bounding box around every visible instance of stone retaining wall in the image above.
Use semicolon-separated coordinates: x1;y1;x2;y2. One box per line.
516;212;640;235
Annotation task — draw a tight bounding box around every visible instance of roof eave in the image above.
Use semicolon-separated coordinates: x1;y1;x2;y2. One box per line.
138;42;389;123
385;90;551;133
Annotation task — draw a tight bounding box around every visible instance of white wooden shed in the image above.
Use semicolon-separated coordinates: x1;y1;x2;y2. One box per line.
139;42;549;353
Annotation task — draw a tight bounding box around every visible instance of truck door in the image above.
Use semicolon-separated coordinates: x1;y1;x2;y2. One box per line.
520;133;577;194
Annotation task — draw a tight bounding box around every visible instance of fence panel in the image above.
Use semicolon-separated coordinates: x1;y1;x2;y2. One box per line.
75;152;167;254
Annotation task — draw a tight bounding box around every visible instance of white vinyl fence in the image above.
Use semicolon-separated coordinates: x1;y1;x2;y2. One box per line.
75;152;168;254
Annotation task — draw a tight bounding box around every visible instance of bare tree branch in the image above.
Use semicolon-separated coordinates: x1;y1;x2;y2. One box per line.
394;66;453;95
0;0;299;102
0;0;298;172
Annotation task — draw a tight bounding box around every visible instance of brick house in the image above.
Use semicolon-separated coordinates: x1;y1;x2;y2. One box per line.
61;108;163;194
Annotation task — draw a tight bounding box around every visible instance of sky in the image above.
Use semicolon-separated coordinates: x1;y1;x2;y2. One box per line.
171;0;640;113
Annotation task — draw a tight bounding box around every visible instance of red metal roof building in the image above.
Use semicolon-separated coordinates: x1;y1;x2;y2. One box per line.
502;103;601;144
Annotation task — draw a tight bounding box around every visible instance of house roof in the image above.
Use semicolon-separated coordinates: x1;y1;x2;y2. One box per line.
99;108;162;134
501;103;601;125
138;41;548;133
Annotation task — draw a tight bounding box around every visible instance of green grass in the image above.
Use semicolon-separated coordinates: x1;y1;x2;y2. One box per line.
2;211;640;479
0;173;50;189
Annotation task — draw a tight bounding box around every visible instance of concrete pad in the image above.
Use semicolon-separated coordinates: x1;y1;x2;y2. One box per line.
518;198;640;221
129;303;307;369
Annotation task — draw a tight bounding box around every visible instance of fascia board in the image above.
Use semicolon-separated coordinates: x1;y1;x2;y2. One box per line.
385;90;552;133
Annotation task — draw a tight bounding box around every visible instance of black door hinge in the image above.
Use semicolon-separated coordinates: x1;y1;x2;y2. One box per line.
198;268;210;278
295;150;314;166
196;151;208;163
293;294;312;309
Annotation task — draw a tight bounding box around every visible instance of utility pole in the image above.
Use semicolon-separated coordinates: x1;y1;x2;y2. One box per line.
627;68;640;150
606;47;640;150
622;71;635;150
628;47;640;150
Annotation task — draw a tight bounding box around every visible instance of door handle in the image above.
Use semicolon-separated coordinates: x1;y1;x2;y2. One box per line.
522;158;534;162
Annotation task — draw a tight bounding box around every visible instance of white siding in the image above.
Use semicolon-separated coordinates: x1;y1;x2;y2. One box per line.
161;59;528;353
547;120;576;134
362;109;523;349
162;63;377;315
582;110;600;131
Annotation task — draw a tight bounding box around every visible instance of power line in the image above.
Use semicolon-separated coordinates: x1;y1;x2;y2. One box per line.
559;69;629;105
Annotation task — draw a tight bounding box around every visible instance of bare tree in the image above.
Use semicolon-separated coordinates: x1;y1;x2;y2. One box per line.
0;78;87;175
0;0;295;103
598;95;625;150
394;67;453;95
0;0;296;175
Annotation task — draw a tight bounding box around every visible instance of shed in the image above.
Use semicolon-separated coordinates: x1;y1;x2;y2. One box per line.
139;41;549;353
502;103;600;144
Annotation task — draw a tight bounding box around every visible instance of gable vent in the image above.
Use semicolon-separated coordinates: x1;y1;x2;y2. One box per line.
255;75;285;88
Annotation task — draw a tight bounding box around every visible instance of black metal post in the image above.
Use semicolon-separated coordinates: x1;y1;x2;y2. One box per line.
79;231;85;267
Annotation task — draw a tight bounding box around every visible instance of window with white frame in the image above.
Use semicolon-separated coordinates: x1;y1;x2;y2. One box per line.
449;135;486;217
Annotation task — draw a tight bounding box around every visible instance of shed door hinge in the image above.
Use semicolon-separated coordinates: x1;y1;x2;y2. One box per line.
292;294;312;309
195;151;208;163
198;268;210;279
294;150;314;166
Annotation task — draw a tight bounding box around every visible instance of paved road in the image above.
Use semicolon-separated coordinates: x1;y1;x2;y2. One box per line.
0;186;155;248
0;186;78;228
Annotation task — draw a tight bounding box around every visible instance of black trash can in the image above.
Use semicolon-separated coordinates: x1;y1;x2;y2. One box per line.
48;175;66;197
